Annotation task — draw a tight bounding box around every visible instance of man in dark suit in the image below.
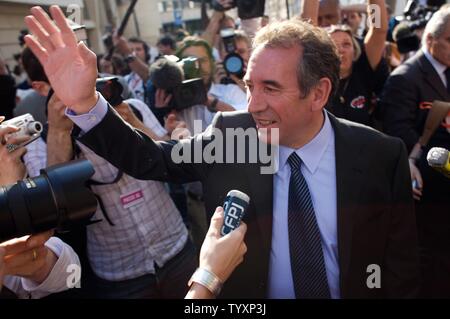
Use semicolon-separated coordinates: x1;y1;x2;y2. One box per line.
24;6;419;298
381;8;450;298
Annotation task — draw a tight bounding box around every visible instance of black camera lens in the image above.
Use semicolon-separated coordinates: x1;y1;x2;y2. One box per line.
0;160;98;242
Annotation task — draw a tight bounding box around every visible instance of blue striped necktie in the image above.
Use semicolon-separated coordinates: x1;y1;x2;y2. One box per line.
288;152;330;299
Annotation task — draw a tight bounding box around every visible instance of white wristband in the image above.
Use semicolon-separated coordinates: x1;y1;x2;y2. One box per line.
188;268;223;296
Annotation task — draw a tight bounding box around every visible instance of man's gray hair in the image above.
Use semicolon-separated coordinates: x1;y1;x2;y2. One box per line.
423;8;450;47
253;19;340;101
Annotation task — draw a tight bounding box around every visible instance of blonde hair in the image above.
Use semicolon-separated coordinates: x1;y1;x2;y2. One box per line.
326;24;362;62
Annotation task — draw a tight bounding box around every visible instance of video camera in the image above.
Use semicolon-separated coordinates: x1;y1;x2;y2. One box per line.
392;0;441;53
220;28;245;84
0;114;43;150
211;0;266;20
147;56;207;112
0;160;98;242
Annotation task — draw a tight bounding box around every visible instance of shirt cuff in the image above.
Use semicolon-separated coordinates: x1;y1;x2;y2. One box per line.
65;92;108;133
20;237;80;296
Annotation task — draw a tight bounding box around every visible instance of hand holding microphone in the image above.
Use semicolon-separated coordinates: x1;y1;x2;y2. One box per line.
186;191;250;299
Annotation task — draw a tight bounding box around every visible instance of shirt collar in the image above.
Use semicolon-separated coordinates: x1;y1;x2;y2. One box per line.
278;112;333;175
423;46;447;76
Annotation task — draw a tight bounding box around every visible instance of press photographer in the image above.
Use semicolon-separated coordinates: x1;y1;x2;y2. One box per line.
381;6;450;297
218;28;251;87
391;0;444;55
20;42;196;298
0;119;85;299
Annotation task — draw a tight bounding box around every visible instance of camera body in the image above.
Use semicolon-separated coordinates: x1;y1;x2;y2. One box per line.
211;0;265;19
211;0;236;12
147;56;207;112
171;78;208;111
220;28;245;83
1;114;43;147
178;56;202;80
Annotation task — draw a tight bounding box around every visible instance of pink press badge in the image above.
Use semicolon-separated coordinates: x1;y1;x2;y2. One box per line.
120;189;145;209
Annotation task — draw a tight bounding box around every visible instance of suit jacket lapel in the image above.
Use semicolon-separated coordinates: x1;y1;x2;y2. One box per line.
240;116;274;270
246;164;273;253
418;52;449;100
329;113;366;297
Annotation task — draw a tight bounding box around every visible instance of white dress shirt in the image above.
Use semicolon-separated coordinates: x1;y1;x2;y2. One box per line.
423;47;448;88
268;112;340;299
3;237;80;299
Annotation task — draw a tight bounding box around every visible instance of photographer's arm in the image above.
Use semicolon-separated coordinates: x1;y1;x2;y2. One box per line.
115;102;170;141
113;34;149;82
46;94;74;167
207;95;235;112
299;0;319;26
0;121;28;185
202;11;225;47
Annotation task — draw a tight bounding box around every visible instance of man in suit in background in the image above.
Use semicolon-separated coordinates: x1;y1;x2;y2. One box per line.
25;6;419;298
381;7;450;298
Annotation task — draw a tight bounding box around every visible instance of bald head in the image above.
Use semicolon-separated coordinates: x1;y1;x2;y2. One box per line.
319;0;341;27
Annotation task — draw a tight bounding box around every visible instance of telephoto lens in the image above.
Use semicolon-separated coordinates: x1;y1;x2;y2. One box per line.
0;160;98;242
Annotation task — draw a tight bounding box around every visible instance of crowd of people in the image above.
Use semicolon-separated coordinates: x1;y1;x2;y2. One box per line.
0;0;449;299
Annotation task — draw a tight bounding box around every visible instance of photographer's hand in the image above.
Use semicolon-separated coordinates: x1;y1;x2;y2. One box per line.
155;88;172;108
409;159;423;201
0;120;28;185
24;6;98;114
214;62;227;84
113;32;132;56
165;112;189;140
0;231;57;285
229;74;246;93
217;0;235;10
115;102;142;128
116;102;168;141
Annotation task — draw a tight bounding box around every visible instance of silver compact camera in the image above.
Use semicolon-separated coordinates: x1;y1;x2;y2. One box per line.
1;114;43;151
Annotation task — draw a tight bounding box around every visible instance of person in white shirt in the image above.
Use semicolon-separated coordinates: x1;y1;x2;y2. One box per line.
20;49;196;298
0;119;81;299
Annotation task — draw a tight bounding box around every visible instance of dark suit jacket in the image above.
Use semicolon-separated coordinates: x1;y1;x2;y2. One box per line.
381;51;450;153
79;107;420;298
381;51;450;252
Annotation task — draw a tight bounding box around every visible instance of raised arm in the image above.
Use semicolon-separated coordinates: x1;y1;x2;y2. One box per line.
299;0;319;26
24;6;98;114
364;0;388;70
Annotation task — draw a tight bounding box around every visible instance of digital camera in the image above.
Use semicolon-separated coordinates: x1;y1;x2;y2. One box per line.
1;114;43;149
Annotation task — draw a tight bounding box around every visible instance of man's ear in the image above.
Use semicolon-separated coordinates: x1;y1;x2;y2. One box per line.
310;77;332;112
31;81;51;96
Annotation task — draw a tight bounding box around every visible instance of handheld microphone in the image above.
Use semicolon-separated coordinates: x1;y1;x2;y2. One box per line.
221;190;250;236
427;147;450;179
